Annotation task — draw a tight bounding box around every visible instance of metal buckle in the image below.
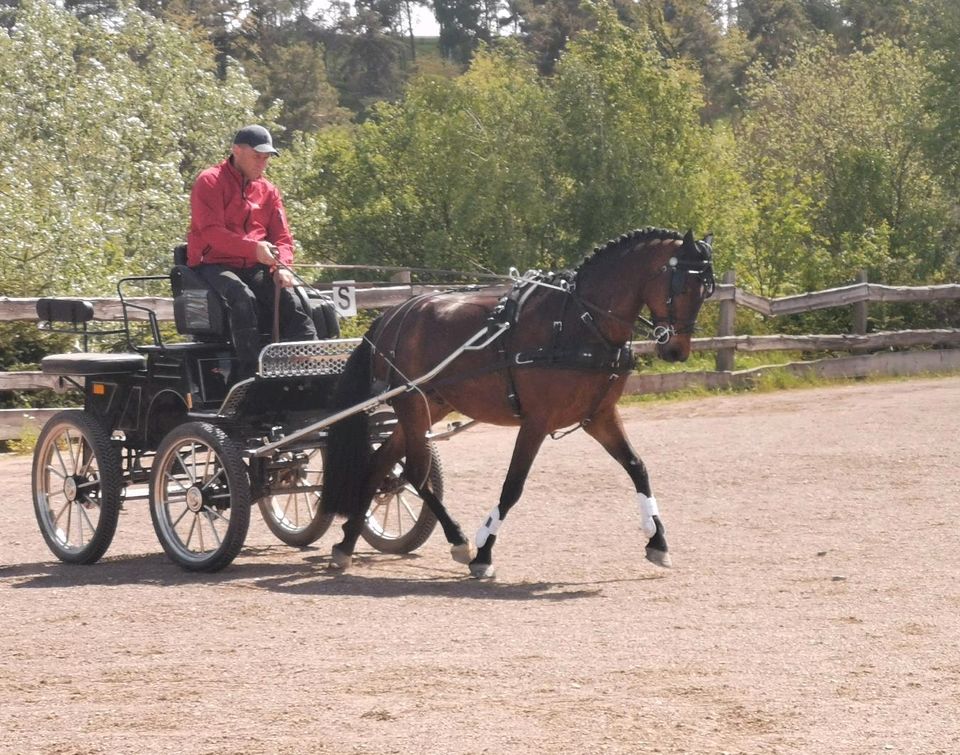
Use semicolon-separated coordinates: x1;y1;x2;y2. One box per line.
652;325;673;344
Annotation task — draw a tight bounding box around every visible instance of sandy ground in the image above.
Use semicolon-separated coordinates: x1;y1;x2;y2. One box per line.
1;377;959;755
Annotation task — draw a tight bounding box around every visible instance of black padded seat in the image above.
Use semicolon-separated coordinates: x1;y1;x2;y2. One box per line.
41;352;146;376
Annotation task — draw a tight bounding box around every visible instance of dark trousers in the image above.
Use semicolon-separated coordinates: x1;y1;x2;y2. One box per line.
196;263;317;375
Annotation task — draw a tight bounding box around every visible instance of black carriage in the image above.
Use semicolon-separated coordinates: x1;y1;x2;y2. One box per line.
30;248;441;571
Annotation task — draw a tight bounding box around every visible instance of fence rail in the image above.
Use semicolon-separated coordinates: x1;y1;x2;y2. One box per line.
4;280;960;322
2;272;959;440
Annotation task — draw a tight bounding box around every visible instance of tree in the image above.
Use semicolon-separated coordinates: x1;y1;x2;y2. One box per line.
732;0;819;68
550;7;732;255
917;0;960;197
836;0;914;50
735;39;954;298
639;0;752;119
0;1;262;297
276;43;562;272
278;12;752;278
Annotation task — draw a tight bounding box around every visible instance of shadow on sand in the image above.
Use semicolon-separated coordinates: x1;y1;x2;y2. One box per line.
1;544;665;602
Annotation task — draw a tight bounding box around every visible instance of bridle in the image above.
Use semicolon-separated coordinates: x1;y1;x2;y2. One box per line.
505;236;716;350
648;240;716;344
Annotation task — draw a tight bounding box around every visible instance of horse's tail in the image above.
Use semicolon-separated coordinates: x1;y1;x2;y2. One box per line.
320;336;375;518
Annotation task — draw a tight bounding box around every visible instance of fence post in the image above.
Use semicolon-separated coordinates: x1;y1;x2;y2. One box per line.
716;269;736;372
390;269;412;284
853;269;868;335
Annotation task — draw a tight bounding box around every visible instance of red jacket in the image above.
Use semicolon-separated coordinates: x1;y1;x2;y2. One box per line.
186;157;294;268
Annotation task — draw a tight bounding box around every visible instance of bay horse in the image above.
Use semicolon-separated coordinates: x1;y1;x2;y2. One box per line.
320;227;715;577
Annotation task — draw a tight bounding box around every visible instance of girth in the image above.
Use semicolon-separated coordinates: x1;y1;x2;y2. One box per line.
512;344;636;374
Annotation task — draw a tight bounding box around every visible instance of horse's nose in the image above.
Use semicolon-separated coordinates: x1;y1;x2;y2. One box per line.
657;342;689;363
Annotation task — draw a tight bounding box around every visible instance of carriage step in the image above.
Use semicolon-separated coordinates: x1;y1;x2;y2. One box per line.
258;339;357;378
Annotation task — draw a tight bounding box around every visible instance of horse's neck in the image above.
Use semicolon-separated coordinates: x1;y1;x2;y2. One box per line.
575;257;649;338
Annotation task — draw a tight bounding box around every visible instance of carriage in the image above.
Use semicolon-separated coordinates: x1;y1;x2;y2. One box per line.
31;227;716;578
30;246;445;572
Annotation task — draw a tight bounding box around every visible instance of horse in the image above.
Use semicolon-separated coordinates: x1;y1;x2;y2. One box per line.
320;227;715;578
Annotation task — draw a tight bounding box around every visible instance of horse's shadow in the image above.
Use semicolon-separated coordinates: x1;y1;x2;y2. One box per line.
1;546;663;601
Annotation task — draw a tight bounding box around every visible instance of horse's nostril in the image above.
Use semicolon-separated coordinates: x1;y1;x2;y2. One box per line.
657;345;688;363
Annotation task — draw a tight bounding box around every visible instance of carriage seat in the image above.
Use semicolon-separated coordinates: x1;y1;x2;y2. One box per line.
171;245;229;341
36;297;137;366
41;352;146;376
170;244;341;342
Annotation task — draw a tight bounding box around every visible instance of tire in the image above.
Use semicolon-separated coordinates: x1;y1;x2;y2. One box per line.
361;440;442;554
257;447;334;547
149;422;250;572
32;410;122;564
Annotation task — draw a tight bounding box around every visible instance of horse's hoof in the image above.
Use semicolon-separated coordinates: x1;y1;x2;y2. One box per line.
469;562;496;579
451;542;474;564
645;547;672;568
330;546;353;570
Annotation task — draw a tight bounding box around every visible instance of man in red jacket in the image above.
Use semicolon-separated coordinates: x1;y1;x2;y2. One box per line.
187;125;317;380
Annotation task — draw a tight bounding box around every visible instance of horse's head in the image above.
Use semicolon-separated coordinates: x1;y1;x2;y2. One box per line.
644;230;715;362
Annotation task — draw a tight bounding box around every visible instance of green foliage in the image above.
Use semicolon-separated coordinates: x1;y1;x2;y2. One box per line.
551;8;728;255
0;1;261;297
281;15;751;277
735;39;955;300
917;0;960;199
280;41;564;273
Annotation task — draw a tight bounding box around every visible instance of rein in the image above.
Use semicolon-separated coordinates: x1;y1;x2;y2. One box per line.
513;257;712;350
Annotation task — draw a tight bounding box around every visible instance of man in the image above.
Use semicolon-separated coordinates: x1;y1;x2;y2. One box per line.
187;124;317;380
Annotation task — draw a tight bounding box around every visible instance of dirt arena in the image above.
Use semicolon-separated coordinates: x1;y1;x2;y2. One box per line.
1;377;959;754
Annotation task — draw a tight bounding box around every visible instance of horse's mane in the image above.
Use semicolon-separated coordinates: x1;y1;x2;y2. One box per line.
576;227;684;276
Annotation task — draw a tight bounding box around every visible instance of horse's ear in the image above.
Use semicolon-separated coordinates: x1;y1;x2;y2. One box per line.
682;229;696;252
697;233;715;261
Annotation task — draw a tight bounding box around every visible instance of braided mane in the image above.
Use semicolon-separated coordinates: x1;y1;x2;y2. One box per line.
575;227;684;275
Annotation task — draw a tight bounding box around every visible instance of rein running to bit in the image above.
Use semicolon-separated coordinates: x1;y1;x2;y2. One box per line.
507;266;673;346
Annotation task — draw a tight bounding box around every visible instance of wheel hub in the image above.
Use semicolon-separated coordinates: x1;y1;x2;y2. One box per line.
185;486;205;513
63;476;78;502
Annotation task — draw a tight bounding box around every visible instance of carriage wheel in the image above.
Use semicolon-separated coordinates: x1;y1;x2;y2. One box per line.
32;410;122;564
149;422;250;572
258;447;334;547
361;440;442;554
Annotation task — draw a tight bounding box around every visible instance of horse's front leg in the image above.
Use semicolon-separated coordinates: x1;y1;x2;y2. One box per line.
584;408;671;568
470;422;547;579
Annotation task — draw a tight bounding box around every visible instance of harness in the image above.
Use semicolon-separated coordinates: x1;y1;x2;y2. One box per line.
485;270;636;424
361;237;715;433
487;244;715;428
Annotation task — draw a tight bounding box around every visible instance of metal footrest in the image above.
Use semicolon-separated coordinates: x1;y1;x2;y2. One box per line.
258;338;359;378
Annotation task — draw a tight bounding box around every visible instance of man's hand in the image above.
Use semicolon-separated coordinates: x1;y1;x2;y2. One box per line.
273;267;296;288
255;241;277;266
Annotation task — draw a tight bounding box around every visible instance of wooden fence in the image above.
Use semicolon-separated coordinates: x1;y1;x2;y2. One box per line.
2;272;960;439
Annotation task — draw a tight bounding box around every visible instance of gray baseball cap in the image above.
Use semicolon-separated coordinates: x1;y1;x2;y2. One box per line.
233;125;279;155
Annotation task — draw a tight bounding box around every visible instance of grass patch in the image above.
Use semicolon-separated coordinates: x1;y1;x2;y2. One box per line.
751;365;825;392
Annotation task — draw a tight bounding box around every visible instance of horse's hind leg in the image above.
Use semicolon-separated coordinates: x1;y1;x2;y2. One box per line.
583;408;671;568
470;423;547;579
331;427;406;569
392;401;471;563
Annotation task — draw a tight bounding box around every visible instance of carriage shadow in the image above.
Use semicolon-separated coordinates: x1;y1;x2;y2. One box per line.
2;545;664;600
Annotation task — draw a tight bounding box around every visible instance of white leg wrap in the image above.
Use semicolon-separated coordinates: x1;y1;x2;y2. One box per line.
636;493;659;538
475;506;503;549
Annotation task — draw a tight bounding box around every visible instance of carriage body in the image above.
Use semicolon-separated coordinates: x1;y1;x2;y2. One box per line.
29;260;441;572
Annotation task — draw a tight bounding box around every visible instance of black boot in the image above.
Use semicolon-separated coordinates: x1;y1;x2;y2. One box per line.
232;327;261;383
